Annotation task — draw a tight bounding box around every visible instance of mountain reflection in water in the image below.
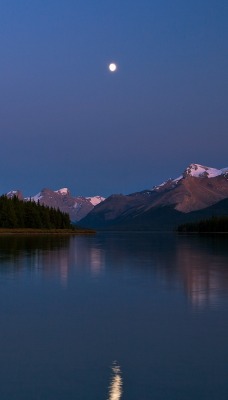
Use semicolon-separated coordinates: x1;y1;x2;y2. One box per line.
0;233;228;308
0;235;71;285
108;362;122;400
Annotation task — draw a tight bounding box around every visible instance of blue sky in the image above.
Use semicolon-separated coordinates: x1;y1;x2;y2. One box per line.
1;0;228;196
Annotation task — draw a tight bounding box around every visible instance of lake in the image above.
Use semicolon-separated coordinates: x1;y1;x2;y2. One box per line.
0;232;228;400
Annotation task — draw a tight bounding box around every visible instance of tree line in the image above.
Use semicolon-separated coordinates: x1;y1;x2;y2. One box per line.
177;216;228;233
0;195;72;229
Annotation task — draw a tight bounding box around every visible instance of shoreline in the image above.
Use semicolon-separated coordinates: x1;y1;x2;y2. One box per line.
0;228;96;235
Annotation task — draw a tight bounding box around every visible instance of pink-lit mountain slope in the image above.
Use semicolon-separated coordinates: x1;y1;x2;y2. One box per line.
80;164;228;229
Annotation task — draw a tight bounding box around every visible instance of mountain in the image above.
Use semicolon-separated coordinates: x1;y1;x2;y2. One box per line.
80;164;228;230
6;188;105;222
7;190;24;201
149;163;228;213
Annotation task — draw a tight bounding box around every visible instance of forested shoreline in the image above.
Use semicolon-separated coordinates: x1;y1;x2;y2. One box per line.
177;216;228;233
0;195;72;229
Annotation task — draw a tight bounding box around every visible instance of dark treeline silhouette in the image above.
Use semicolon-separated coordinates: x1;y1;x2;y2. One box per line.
0;195;72;229
177;216;228;233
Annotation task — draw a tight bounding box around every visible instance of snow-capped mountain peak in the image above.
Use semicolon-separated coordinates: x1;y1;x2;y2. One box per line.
7;190;24;200
152;163;228;192
184;163;224;178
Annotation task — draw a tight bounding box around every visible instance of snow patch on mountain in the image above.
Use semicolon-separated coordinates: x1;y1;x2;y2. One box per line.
184;163;224;178
55;188;70;195
32;192;43;202
7;190;24;200
152;175;182;191
152;164;228;192
86;196;105;206
173;175;183;183
7;190;18;197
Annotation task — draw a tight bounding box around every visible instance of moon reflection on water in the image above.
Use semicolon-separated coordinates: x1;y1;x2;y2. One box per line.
107;362;123;400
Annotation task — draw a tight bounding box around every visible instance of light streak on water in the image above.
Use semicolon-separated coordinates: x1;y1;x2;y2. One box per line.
108;362;123;400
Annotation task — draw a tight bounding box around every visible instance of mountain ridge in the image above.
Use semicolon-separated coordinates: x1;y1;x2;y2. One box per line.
6;188;105;222
80;163;228;230
5;163;228;228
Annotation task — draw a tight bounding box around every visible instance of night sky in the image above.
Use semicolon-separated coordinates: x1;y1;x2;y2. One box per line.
1;0;228;197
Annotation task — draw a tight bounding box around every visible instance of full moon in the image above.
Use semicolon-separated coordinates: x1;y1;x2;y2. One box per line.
109;63;117;72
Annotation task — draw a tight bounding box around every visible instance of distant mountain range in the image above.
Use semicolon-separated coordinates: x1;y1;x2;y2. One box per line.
80;163;228;230
6;188;105;222
5;163;228;230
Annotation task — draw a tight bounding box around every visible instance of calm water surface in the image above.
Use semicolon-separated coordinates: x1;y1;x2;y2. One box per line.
0;232;228;400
